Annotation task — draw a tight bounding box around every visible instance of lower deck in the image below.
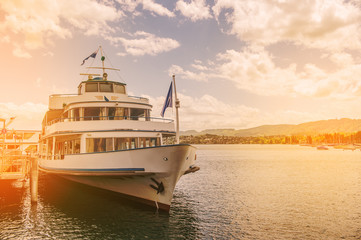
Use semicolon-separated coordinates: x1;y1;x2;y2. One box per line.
40;131;176;160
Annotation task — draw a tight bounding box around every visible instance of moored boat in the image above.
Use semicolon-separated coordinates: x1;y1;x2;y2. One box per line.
316;145;328;150
38;47;199;211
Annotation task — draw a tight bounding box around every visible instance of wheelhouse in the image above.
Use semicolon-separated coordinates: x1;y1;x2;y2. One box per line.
78;79;126;95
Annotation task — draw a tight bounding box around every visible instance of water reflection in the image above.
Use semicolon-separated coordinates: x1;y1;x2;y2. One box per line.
1;173;199;239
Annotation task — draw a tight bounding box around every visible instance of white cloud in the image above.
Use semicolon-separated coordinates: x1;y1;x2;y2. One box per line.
117;0;174;17
216;48;298;96
0;0;120;56
176;0;212;21
169;64;210;82
170;46;361;99
147;93;260;130
0;102;47;130
108;31;180;56
59;0;121;36
327;52;354;67
146;92;333;130
212;0;361;51
142;0;175;17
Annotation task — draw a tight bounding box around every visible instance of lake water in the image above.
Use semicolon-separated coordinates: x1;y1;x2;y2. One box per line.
1;144;361;239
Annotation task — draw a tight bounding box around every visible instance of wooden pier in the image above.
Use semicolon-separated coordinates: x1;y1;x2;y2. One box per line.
0;153;39;203
0;153;30;182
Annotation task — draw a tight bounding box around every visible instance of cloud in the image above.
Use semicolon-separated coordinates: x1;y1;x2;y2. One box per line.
170;46;361;99
117;0;174;17
212;0;361;51
141;0;175;17
0;0;120;56
107;31;180;56
168;64;210;82
0;102;47;130
147;93;260;130
146;92;332;130
216;48;298;96
176;0;212;21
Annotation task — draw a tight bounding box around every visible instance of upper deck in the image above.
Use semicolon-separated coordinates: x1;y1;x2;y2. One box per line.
49;79;149;110
42;75;175;137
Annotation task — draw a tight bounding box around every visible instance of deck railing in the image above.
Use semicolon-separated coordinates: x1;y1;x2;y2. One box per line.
47;115;173;126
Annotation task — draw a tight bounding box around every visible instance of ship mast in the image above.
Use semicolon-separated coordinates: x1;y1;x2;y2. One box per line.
99;46;105;76
84;46;120;80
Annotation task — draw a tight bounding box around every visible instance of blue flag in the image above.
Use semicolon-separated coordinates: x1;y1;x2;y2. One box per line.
160;82;173;117
104;96;109;102
81;49;98;66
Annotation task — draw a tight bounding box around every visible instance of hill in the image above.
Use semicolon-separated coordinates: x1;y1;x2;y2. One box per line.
181;118;361;137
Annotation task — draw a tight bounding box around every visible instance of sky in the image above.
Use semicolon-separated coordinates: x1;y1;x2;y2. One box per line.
1;0;361;131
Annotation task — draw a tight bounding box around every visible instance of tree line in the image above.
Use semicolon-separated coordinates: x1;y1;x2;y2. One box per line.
180;132;361;145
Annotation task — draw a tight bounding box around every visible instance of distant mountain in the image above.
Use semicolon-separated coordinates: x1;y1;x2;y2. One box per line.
181;118;361;137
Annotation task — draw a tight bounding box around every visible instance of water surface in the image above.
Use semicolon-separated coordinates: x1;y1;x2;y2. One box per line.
1;145;361;239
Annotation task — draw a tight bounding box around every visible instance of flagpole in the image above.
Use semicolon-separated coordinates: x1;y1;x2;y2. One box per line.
172;75;180;144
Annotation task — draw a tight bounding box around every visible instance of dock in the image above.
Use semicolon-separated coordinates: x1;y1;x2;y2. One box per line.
0;154;30;181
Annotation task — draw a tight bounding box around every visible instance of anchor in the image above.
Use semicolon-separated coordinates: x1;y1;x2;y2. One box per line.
149;177;164;194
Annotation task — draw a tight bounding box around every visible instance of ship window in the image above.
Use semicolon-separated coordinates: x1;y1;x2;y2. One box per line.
115;107;125;120
150;138;157;147
130;108;145;120
114;138;137;150
108;107;116;120
86;138;113;153
95;138;106;152
106;138;113;151
84;107;101;120
131;138;137;149
86;139;94;152
115;138;128;150
114;84;125;94
140;137;160;148
99;82;113;92
73;108;80;121
85;83;98;92
74;139;80;154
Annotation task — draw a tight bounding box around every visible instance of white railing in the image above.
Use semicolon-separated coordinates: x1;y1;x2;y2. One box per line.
47;115;173;126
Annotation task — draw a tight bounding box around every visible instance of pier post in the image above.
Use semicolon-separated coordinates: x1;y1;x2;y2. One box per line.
30;156;38;203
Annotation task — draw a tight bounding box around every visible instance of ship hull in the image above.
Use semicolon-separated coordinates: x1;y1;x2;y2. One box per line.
39;144;197;211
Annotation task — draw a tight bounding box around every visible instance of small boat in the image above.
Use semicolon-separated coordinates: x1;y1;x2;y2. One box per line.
38;47;199;211
317;145;328;150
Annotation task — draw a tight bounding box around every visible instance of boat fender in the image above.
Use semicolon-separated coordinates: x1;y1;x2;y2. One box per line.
149;177;164;194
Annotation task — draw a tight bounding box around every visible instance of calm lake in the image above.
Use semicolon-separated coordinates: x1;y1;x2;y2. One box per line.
1;144;361;239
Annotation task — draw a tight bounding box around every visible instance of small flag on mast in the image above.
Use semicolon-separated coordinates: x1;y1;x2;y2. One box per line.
81;49;98;66
160;81;173;117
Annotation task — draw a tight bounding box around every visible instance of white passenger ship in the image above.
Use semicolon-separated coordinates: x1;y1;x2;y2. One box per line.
38;48;199;211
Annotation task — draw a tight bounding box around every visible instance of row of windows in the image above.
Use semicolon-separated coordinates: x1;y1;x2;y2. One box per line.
79;82;126;94
43;138;81;160
86;137;160;153
41;137;160;159
60;107;150;122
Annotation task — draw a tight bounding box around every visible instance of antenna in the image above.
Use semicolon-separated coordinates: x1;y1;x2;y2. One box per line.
82;46;121;81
